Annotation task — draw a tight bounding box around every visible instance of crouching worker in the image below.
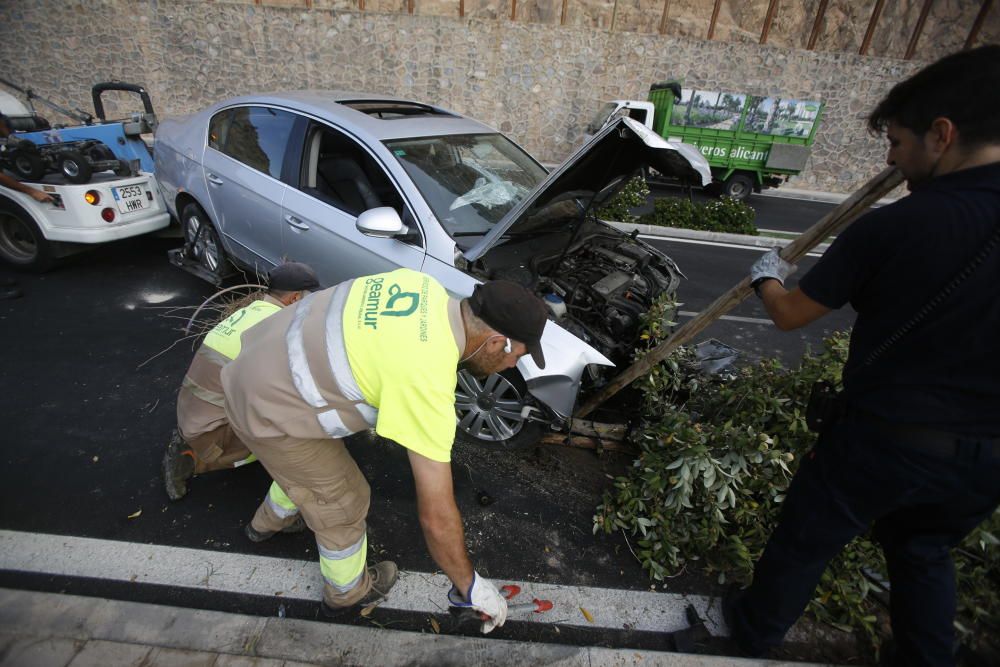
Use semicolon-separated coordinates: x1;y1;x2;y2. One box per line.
162;261;320;500
221;268;548;630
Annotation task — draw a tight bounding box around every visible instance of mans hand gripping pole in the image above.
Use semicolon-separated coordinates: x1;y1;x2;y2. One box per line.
750;248;797;294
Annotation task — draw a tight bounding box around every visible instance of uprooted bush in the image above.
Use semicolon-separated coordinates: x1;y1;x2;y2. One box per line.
597;176;758;235
594;295;1000;659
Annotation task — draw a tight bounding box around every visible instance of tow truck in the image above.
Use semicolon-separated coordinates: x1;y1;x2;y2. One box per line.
0;81;170;271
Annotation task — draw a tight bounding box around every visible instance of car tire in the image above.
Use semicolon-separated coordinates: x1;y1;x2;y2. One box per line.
721;173;754;201
181;202;226;279
0;202;55;272
113;160;133;177
454;368;544;451
12;151;46;181
59;151;92;184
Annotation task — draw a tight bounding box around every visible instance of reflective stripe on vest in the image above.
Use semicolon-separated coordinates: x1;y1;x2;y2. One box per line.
318;534;367;593
180;376;226;408
205;300;282;360
285;283;375;438
265;482;299;519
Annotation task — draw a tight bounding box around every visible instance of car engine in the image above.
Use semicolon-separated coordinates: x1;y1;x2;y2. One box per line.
479;229;681;367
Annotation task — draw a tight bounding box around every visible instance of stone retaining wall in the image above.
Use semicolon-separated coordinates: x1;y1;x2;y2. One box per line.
1;0;983;193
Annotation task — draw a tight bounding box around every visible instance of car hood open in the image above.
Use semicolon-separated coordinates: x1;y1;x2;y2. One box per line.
462;117;711;261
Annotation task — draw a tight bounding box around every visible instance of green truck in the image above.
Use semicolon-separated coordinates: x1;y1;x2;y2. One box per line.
587;82;824;200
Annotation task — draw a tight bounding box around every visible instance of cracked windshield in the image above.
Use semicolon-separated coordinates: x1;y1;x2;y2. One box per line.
386;133;547;241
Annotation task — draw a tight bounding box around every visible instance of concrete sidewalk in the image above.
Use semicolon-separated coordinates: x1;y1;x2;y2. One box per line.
0;588;834;667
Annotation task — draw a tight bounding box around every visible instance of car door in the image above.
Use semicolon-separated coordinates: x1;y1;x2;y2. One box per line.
280;121;425;287
201;105;300;272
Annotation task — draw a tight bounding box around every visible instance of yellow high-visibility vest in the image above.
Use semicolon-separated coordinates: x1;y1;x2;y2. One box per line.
204;300;282;360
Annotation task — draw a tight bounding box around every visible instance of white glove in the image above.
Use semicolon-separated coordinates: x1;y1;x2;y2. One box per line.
750;248;797;287
447;572;508;634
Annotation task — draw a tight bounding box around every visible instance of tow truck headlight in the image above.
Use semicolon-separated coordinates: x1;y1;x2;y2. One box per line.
101;207;116;222
84;190;100;205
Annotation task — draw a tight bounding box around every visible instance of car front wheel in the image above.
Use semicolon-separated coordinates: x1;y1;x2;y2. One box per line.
454;369;543;450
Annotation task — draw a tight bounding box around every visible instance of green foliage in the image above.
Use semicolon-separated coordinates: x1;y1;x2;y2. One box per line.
597;177;758;236
596;176;651;224
641;196;758;236
596;296;1000;654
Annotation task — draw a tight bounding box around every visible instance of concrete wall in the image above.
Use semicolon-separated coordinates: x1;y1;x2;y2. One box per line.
1;0;992;193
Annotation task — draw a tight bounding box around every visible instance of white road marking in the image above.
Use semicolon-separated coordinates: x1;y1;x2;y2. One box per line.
678;311;774;325
0;529;727;636
638;234;824;258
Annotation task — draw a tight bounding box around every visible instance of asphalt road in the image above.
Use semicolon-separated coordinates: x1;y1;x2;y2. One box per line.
0;200;859;652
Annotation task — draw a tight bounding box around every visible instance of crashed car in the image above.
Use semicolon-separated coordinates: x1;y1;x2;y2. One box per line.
154;92;711;449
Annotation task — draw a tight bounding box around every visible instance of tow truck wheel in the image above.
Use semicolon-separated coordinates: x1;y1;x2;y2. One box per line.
0;203;55;272
59;151;92;185
181;202;225;279
721;173;754;201
454;368;544;450
12;152;46;181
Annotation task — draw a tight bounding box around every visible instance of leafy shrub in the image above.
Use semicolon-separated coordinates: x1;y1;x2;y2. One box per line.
641;196;758;235
595;295;1000;655
598;177;757;235
596;176;651;224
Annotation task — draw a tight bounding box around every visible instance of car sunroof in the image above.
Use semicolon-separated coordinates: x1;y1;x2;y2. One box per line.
339;100;455;119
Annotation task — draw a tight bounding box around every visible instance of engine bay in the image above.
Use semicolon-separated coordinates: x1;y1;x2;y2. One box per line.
471;222;681;366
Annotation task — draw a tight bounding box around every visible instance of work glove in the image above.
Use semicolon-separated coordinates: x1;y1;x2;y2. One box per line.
447;572;508;634
750;248;797;288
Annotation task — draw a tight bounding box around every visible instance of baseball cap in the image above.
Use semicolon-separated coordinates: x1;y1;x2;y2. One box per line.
268;262;320;292
469;281;548;369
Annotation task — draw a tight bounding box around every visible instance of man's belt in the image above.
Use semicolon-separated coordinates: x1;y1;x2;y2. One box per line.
853;409;1000;462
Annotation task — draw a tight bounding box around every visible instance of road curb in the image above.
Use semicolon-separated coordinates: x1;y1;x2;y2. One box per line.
606;221;832;254
0;588;836;667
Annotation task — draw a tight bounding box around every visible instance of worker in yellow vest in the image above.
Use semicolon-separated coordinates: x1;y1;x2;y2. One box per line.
163;262;320;501
221;268;548;630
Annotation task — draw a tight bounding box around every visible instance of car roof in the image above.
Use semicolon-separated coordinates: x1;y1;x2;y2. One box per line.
214;90;498;142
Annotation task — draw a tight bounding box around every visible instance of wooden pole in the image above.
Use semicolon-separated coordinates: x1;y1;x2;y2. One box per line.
965;0;993;49
658;0;671;35
760;0;779;45
860;0;886;56
905;0;934;60
807;0;829;50
707;0;722;40
574;166;905;419
561;0;568;25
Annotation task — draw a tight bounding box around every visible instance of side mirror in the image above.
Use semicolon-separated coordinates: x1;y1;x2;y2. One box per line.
356;207;407;238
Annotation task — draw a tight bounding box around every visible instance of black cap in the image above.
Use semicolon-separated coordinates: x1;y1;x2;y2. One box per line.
469;281;548;369
268;262;320;292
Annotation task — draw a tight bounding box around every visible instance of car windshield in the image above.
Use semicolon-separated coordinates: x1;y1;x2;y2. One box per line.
384;133;547;238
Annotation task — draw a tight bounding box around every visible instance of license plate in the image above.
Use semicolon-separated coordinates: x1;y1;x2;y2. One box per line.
113;183;149;214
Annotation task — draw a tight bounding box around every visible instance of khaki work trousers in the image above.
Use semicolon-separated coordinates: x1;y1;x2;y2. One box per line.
233;424;372;608
184;423;253;474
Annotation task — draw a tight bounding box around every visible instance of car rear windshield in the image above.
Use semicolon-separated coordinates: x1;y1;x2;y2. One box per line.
384;133;547;239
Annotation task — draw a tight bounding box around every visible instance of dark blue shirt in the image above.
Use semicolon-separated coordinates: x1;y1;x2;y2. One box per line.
798;162;1000;436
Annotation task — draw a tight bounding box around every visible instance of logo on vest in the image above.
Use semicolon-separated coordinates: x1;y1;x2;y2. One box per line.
362;277;420;329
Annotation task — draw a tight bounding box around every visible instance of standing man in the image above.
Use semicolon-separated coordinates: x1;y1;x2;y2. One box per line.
221;268;548;631
163;262;320;500
730;45;1000;666
0;112;53;300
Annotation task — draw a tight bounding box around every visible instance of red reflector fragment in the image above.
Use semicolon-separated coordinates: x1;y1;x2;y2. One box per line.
101;207;116;222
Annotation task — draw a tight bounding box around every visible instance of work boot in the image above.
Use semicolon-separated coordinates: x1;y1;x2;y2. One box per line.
162;431;196;501
320;561;399;619
244;514;307;543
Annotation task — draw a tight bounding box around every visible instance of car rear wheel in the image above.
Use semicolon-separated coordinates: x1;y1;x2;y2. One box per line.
181;202;226;279
0;204;54;271
454;369;543;450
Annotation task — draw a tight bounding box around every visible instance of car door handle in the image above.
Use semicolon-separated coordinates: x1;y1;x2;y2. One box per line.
206;173;224;186
284;214;309;231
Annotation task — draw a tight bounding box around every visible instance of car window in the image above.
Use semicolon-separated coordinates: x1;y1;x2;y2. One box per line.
208;110;232;151
385;133;546;238
299;123;405;219
218;106;297;179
